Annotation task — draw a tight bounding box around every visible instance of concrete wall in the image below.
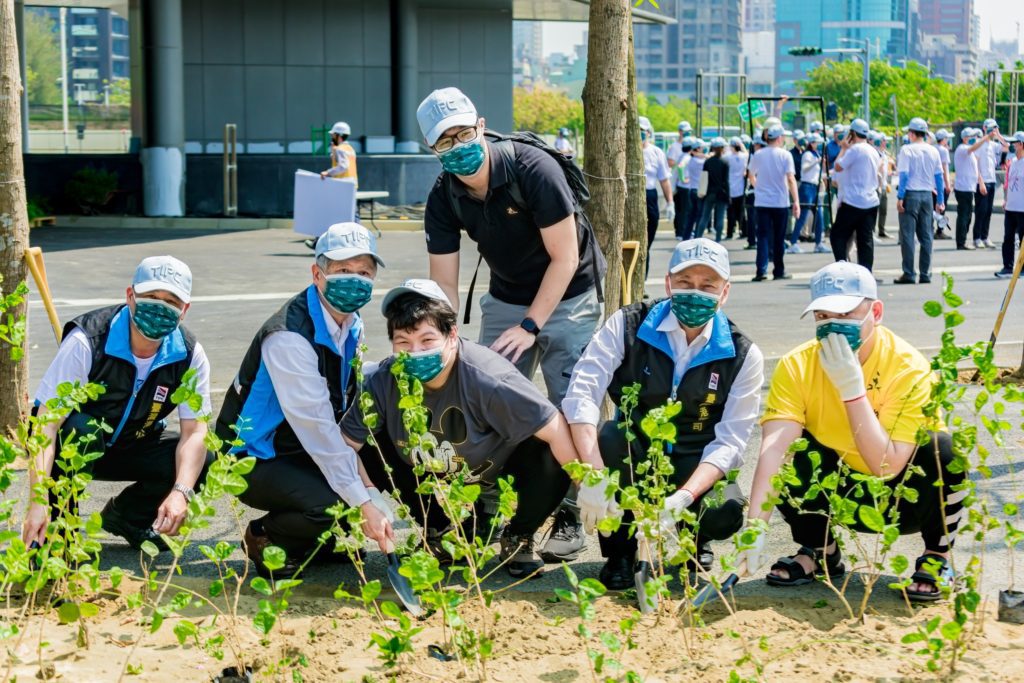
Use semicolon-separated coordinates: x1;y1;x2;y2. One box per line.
417;5;513;132
185;154;442;217
181;0;393;152
24;154;145;215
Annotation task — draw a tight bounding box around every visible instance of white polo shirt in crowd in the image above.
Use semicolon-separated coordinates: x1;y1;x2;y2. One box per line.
936;144;950;173
953;145;980;193
726;150;748;198
643;144;670;191
686;154;705;191
978;140;1000;184
675;151;691;188
667;139;685;167
1007;155;1024;213
800;149;822;185
748;145;795;208
834;142;881;209
562;309;764;475
897;142;942;192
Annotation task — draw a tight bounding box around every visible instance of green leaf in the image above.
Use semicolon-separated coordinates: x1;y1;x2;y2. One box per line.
361;580;382;604
57;601;80;624
173;620;198;644
140;540;160;558
262;546;287;572
380;601;402;619
78;602;99;618
940;621;962;640
857;505;885;532
901;632;926;644
252;610;276;635
922;301;943;317
250;577;273;596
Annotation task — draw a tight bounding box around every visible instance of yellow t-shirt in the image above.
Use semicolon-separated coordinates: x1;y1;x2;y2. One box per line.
761;326;940;474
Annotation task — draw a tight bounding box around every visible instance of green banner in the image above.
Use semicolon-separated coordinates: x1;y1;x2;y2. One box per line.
738;100;768;122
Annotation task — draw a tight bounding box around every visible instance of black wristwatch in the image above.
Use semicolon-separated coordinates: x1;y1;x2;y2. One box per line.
520;317;541;336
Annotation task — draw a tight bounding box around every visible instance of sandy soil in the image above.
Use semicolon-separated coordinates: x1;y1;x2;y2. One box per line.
4;576;1024;683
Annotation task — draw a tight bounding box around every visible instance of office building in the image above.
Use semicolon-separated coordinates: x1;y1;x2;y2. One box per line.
635;0;743;99
918;0;972;45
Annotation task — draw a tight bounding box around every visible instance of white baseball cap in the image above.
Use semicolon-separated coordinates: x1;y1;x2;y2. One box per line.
132;256;192;304
669;238;730;280
802;262;877;318
416;87;478;147
381;278;452;314
315;222;385;267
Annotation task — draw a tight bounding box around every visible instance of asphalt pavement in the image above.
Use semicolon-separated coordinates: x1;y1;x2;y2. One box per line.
16;213;1024;606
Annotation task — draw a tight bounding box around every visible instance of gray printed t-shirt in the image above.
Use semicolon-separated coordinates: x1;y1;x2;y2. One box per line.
341;339;557;484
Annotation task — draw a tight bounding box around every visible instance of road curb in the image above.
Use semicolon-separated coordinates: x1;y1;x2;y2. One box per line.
46;215;426;232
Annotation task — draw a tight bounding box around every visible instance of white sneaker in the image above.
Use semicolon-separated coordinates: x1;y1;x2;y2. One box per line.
984;239;996;249
814;244;830;253
786;243;803;254
974;239;985;249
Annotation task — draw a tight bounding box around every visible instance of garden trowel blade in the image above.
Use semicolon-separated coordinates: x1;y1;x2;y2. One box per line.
634;560;656;614
386;552;423;617
692;573;739;609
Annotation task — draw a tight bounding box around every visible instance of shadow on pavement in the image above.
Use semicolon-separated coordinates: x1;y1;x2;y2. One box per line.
29;227;244;253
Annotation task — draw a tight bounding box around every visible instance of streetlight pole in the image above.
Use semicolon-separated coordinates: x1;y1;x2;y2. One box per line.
862;37;870;124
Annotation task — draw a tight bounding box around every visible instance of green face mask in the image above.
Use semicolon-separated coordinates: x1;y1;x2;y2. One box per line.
815;311;872;351
670;289;720;328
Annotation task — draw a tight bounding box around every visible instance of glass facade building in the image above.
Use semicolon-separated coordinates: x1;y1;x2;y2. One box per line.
774;0;920;92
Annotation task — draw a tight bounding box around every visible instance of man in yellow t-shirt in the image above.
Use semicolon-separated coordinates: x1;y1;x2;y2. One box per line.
735;261;964;602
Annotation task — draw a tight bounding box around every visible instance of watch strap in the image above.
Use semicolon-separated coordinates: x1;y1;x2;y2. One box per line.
173;483;195;502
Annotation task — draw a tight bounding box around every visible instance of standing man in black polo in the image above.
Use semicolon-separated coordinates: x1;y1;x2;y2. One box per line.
418;87;606;563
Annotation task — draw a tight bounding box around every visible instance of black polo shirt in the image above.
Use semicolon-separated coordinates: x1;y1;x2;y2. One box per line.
703;155;730;202
424;140;600;306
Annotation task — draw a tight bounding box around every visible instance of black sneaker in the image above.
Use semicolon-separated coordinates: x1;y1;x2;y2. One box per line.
751;273;768;282
540;505;585;563
686;542;714;573
995;268;1014;279
919;275;931;284
893;275;916;285
500;533;544;579
773;273;793;281
599;554;634;590
100;499;169;553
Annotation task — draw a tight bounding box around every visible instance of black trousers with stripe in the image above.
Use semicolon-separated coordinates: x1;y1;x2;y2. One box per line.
777;430;964;554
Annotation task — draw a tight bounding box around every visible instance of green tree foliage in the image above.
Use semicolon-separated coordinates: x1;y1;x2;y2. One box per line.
798;60;986;127
512;86;584;134
24;9;62;106
105;78;131;107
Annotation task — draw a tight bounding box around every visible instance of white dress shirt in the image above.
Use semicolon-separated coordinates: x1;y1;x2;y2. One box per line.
562;308;764;475
643;144;670;190
835;143;881;209
897;142;942;192
726;151;749;198
1007;156;1024;212
260;301;370;508
977;140;1000;184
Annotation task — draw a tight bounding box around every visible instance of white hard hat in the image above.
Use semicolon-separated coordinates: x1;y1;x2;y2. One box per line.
330;121;351;137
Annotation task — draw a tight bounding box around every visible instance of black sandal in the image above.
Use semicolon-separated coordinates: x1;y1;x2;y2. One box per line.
903;554;954;603
765;545;846;587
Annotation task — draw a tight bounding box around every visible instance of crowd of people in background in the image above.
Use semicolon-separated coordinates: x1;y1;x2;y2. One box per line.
641;113;1024;282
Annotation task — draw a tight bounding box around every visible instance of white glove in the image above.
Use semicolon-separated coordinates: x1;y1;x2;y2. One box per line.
662;488;694;522
819;333;866;401
367;487;395;524
665;203;676;221
577;477;620;536
734;522;767;577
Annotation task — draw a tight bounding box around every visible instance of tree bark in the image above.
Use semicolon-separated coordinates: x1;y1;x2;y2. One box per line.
0;0;30;431
623;16;648;304
582;0;629;317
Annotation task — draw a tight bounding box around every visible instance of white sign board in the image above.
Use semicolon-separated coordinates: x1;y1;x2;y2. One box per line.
293;170;357;238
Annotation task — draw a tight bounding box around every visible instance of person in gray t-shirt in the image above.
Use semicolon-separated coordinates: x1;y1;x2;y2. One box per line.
340;279;597;579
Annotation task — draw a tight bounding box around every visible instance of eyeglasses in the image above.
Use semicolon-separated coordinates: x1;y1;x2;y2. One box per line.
433;127;479;153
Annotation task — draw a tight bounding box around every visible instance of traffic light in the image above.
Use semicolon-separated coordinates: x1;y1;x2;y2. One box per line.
788;46;823;56
825;102;838;123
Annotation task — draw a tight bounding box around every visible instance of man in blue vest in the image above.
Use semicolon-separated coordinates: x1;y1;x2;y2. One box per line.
23;256;211;553
217;222;391;577
562;239;764;588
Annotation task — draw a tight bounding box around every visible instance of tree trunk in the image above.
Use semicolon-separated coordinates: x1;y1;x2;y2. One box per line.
623;17;648;305
582;0;629;317
0;0;30;432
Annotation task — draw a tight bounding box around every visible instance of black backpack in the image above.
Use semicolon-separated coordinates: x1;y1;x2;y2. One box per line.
444;130;603;324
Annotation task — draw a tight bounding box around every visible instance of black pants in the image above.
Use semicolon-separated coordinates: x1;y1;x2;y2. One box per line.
744;196;757;246
673;187;689;239
645;188;660;276
1003;210;1024;271
46;411;210;529
683;189;703;240
974;182;996;241
595;420;745;560
727;195;744;238
755;206;790;278
360;432;570;540
954;190;974;248
830;204;878;271
777;431;965;554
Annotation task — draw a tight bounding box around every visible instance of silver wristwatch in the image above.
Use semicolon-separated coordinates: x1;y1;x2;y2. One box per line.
173;483;195;502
